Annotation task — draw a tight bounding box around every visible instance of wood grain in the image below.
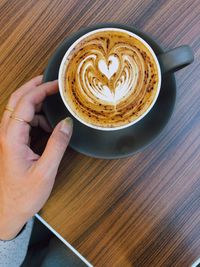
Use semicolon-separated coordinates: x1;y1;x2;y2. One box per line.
1;0;200;266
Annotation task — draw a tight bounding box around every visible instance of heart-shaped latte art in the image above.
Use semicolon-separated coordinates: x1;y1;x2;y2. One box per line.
98;55;119;79
77;54;139;104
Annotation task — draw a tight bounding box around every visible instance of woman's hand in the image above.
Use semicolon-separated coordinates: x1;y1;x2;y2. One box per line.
0;76;73;240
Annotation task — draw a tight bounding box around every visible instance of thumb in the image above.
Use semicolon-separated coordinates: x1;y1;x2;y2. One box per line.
37;117;73;177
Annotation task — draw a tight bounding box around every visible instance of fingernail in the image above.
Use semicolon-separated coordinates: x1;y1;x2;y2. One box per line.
60;117;73;135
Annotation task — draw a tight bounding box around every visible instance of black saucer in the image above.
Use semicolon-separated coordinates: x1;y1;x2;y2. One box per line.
43;23;176;159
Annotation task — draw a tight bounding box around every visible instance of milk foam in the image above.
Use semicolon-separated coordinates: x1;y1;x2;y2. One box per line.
98;55;119;79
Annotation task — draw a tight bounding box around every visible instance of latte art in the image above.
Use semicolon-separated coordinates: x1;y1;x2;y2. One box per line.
63;30;160;128
98;55;119;80
79;53;138;104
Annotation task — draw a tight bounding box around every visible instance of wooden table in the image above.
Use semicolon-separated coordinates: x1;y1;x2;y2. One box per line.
1;0;200;266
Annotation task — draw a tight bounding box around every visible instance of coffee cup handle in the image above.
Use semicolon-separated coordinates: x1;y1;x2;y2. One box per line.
157;45;194;74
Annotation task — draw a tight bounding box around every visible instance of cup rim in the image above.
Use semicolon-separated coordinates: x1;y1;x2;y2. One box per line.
58;27;161;131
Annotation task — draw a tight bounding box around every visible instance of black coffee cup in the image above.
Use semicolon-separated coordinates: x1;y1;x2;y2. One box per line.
58;27;194;131
43;23;194;158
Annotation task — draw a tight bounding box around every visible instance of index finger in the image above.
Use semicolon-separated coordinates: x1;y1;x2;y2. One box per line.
7;80;58;144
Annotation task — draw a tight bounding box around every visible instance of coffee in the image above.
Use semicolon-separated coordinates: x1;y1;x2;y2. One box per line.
62;29;160;129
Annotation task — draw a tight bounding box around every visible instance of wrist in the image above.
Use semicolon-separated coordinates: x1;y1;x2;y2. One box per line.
0;213;26;241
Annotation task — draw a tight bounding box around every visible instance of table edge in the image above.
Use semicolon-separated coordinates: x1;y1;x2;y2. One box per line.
35;214;93;267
